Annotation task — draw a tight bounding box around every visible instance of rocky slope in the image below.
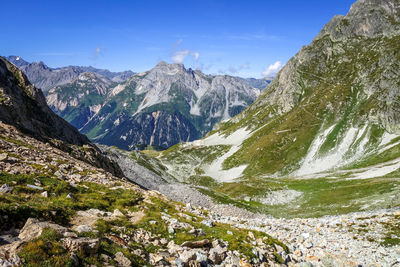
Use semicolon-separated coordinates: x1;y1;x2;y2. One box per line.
5;56;134;91
149;0;400;245
48;61;261;149
161;0;400;180
0;121;294;267
0;56;122;177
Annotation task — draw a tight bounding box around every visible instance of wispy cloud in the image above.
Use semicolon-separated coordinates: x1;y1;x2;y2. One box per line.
171;50;200;63
262;61;283;78
92;46;105;60
220;62;250;75
170;39;200;64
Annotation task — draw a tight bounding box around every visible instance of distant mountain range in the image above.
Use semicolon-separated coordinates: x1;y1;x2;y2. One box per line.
46;61;266;149
5;56;134;91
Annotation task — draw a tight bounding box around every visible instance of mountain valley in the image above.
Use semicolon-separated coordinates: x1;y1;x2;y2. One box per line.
1;0;400;266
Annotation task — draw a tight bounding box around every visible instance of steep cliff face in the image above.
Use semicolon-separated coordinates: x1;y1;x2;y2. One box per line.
48;61;261;149
161;0;400;181
0;57;123;177
46;72;115;129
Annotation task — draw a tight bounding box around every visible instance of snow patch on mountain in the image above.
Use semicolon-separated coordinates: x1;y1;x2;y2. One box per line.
296;125;370;176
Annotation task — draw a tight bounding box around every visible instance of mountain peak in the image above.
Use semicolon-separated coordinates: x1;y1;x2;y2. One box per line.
5;55;30;68
154;61;185;71
316;0;400;41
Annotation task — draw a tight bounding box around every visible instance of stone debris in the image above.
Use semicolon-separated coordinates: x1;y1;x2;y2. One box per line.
0;184;13;194
26;184;44;191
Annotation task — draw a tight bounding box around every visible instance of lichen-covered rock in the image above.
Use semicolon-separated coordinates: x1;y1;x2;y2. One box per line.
62;237;100;255
18;218;67;242
114;251;132;267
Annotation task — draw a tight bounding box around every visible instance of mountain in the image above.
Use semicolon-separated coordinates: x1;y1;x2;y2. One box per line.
156;0;400;218
0;56;122;177
5;56;134;91
0;56;290;267
241;77;272;90
48;61;261;149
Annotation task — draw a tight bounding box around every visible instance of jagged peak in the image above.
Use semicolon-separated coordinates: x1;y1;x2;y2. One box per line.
315;0;400;41
154;61;186;71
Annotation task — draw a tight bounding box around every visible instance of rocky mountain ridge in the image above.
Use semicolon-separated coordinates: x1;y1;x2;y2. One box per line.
5;56;134;91
47;61;262;149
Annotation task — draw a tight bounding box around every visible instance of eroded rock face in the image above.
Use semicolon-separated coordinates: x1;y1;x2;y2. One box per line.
0;57;123;177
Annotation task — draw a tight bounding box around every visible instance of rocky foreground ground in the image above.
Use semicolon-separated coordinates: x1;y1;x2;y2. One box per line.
0;122;399;266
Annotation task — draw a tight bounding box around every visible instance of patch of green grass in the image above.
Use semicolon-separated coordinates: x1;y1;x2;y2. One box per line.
19;228;74;267
0;173;142;230
380;215;400;247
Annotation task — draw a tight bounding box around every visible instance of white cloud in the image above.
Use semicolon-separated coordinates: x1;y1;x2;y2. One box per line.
224;62;251;74
262;61;282;78
171;50;200;63
192;52;200;61
92;46;105;60
170;39;200;64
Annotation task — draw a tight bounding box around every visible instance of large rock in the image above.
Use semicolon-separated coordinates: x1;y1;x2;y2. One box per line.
208;245;228;264
18;218;67;241
62;237;100;255
181;239;210;248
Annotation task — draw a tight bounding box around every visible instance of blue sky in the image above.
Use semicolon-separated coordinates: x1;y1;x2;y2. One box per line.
1;0;355;78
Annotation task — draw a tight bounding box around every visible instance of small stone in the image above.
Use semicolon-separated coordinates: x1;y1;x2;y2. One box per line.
66;193;75;198
0;184;13;194
114;251;132;267
63;232;78;238
181;239;210;248
75;225;93;233
227;230;233;235
168;226;175;234
209;245;227;264
179;250;197;264
113;209;124;217
100;254;111;262
27;184;44;190
70;252;80;266
62;237;100;255
302;232;310;239
248;231;255;240
0;153;8;161
41;191;48;197
201;219;214;227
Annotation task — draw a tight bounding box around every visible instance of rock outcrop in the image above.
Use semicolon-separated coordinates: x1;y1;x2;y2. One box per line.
0;57;123;177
